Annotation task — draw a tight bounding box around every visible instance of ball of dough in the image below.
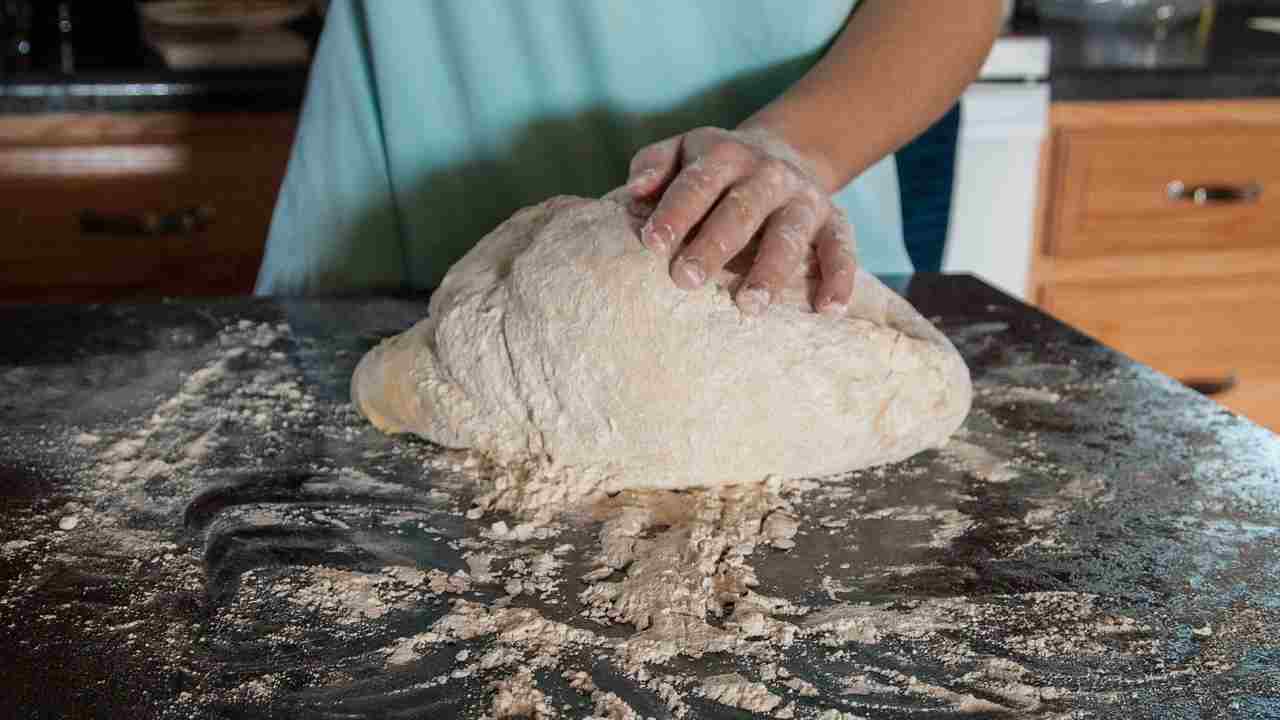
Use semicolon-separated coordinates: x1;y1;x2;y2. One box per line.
352;196;971;490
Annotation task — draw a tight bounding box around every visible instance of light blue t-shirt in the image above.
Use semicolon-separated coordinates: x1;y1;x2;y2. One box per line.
256;1;909;295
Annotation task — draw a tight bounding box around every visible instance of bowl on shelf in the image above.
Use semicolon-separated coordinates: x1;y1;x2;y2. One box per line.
1036;0;1212;26
137;0;312;31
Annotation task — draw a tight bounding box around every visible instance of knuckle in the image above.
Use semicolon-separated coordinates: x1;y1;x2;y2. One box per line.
763;254;788;279
706;139;749;167
672;165;720;198
832;223;856;251
722;187;760;224
756;158;795;188
820;233;857;278
791;187;826;215
771;226;809;258
778;202;819;238
752;266;788;287
709;230;744;257
689;126;719;141
632;147;661;170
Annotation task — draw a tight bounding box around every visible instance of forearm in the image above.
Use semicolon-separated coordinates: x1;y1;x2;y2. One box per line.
741;0;1003;193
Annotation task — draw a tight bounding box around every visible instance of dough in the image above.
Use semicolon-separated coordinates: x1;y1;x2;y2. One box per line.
352;195;971;490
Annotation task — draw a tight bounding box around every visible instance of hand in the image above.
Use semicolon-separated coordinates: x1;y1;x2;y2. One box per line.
626;127;857;317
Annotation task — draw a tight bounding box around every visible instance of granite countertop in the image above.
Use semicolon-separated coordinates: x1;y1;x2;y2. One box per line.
1;275;1277;717
1046;7;1280;101
0;67;311;113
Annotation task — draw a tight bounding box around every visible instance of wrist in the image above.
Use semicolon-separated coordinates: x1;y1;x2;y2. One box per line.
737;112;845;194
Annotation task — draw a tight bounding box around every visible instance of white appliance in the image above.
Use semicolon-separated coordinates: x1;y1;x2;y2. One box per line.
942;35;1051;300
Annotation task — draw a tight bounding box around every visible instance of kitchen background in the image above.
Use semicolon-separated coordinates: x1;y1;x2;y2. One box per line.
1;0;1277;431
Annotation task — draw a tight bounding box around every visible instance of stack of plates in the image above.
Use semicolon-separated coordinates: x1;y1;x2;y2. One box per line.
137;0;313;69
138;1;312;31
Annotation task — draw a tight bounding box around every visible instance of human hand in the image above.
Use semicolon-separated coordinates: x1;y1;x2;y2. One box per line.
626;127;857;317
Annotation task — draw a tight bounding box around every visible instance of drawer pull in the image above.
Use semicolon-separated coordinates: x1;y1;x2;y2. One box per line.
1181;374;1238;397
79;206;215;237
1166;181;1261;206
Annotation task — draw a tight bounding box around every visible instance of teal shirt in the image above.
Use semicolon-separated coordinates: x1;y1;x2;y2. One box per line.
257;0;909;295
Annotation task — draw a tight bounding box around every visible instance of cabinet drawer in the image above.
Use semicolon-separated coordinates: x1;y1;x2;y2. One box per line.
0;113;294;302
1042;274;1280;379
1216;377;1280;432
1039;274;1280;427
1042;275;1280;430
0;146;287;301
1049;128;1280;257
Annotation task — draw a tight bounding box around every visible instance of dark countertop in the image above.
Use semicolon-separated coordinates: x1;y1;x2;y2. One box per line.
1045;7;1280;101
0;4;319;114
0;67;310;114
1;275;1277;718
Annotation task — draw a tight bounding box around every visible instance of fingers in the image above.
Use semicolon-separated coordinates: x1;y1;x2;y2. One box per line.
813;211;857;315
673;159;797;292
630;127;858;317
736;197;821;316
626;136;682;199
640;139;750;261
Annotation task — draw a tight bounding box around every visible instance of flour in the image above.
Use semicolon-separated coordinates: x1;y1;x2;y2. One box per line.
490;668;554;719
563;671;643;720
942;438;1020;483
468;454;612;526
978;384;1064;406
74;432;101;447
699;673;785;713
278;566;419;623
580;478;806;668
1;539;34;554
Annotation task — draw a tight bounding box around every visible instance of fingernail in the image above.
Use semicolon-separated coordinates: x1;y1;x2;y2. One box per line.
737;284;771;317
641;220;673;255
818;297;848;316
673;257;706;289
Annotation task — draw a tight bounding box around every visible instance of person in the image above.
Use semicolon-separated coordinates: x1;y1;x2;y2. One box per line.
257;1;1002;316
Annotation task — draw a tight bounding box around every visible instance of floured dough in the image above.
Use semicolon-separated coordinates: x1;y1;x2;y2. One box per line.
352;195;971;490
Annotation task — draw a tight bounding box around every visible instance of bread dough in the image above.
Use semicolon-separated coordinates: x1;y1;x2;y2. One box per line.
352;195;971;491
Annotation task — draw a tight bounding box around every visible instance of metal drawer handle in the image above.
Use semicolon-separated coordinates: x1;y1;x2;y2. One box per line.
1166;181;1262;206
1181;374;1238;397
79;205;215;237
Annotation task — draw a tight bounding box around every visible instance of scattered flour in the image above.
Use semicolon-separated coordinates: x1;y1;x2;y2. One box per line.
490;667;554;719
699;673;784;714
0;317;1258;719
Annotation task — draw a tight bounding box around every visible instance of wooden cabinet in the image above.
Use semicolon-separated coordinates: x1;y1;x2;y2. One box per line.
1033;100;1280;431
0;112;297;303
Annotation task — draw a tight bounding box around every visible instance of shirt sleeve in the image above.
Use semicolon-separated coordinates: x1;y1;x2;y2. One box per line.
255;0;407;296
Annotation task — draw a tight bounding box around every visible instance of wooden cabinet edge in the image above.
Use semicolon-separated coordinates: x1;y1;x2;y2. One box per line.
1027;130;1060;297
1037;247;1280;285
0;112;298;146
1050;98;1280;131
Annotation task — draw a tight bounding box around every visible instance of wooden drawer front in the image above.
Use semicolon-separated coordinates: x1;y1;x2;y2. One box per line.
0;113;296;302
0;141;289;301
1042;275;1280;430
1050;128;1280;258
1042;274;1280;379
1216;377;1280;432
